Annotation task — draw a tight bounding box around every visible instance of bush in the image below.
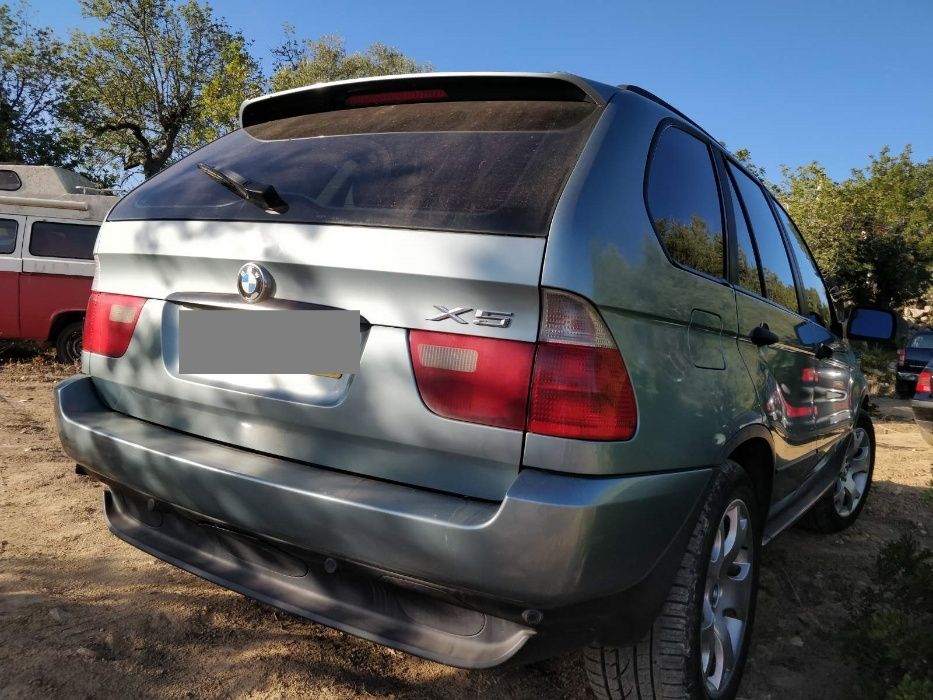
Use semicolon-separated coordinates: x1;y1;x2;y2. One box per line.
858;345;898;396
844;534;933;699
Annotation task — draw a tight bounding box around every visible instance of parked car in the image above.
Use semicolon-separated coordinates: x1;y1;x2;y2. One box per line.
54;73;898;700
896;329;933;398
0;165;118;362
911;361;933;445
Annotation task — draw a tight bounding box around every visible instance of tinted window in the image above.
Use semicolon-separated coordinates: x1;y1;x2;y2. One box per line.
724;169;763;296
727;163;799;312
29;221;99;260
773;202;831;326
646;126;725;278
109;100;600;236
0;219;17;254
0;170;21;191
910;334;933;349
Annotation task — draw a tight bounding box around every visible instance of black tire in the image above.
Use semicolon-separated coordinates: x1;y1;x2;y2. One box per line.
800;411;875;534
585;461;760;700
55;320;84;364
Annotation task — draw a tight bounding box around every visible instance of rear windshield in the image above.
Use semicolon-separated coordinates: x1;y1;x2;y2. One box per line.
911;334;933;349
108;100;601;236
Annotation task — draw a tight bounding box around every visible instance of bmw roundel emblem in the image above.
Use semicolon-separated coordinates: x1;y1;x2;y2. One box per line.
237;263;274;303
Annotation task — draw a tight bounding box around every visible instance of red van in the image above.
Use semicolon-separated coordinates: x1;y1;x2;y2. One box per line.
0;165;118;362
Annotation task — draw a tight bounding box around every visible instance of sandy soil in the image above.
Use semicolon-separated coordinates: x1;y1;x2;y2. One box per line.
1;344;931;700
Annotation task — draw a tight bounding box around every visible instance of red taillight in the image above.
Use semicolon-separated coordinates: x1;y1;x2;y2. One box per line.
345;89;448;108
527;290;637;440
409;290;637;440
918;371;932;395
84;291;146;357
897;349;906;367
409;330;534;430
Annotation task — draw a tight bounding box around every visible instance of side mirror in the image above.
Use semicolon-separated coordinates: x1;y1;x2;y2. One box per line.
846;306;898;342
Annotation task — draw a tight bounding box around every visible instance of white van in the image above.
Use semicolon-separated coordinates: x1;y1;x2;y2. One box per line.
0;165;118;361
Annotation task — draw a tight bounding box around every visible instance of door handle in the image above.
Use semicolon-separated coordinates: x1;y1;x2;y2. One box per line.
750;323;779;347
815;343;834;360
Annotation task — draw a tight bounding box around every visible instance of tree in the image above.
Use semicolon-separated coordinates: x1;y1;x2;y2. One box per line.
718;143;771;189
0;3;82;167
270;29;430;92
63;0;263;181
778;146;933;308
732;147;770;187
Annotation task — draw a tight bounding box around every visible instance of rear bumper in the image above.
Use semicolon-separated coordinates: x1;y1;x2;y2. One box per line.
56;375;711;666
912;399;933;445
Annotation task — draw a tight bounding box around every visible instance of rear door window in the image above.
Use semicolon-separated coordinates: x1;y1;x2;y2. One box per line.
29;221;100;260
108;100;601;236
727;163;800;313
723;169;764;296
772;201;832;327
645;125;725;279
0;218;17;254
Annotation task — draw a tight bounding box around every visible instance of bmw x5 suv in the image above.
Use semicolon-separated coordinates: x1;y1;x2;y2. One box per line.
55;73;898;699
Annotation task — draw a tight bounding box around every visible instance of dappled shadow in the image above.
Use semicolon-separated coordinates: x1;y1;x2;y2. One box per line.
0;549;583;699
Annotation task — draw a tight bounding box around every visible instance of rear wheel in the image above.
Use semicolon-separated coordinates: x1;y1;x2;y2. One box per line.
55;320;84;364
585;461;760;700
800;411;874;533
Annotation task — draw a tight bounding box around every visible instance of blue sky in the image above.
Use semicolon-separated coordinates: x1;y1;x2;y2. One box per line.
32;0;933;182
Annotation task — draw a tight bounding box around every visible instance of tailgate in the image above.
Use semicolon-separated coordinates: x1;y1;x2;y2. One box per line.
86;76;605;500
88;221;545;500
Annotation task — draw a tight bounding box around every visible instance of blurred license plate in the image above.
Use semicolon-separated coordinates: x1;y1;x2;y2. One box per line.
178;309;360;375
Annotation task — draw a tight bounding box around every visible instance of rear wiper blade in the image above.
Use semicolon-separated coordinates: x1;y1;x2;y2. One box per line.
196;162;289;214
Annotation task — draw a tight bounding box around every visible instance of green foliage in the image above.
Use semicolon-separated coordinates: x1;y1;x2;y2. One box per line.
777;146;933;308
62;0;263;181
844;534;933;699
731;147;770;187
858;345;897;391
0;2;91;171
270;27;430;92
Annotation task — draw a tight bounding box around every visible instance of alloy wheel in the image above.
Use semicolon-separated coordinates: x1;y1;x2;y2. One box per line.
833;427;871;518
701;499;754;697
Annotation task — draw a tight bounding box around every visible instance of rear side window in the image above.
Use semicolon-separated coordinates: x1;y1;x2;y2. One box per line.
910;334;933;349
0;219;17;254
29;221;100;260
108;100;601;236
727;163;799;313
646;126;725;279
772;201;832;326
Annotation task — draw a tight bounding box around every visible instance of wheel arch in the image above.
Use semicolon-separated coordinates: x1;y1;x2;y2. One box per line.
47;310;85;343
724;424;775;523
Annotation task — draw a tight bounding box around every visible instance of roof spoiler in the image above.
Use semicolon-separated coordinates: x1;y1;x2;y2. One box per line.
239;72;613;128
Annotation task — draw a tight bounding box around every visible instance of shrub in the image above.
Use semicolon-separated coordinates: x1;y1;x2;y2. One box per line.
844;534;933;699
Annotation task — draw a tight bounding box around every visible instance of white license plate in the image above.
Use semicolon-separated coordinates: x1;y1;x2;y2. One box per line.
178;309;360;375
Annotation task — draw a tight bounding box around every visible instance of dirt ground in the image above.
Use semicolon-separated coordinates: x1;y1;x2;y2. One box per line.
1;345;931;700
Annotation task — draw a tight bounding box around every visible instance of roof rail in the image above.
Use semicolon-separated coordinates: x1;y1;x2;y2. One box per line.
0;194;90;211
618;84;718;143
240;72;613;128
